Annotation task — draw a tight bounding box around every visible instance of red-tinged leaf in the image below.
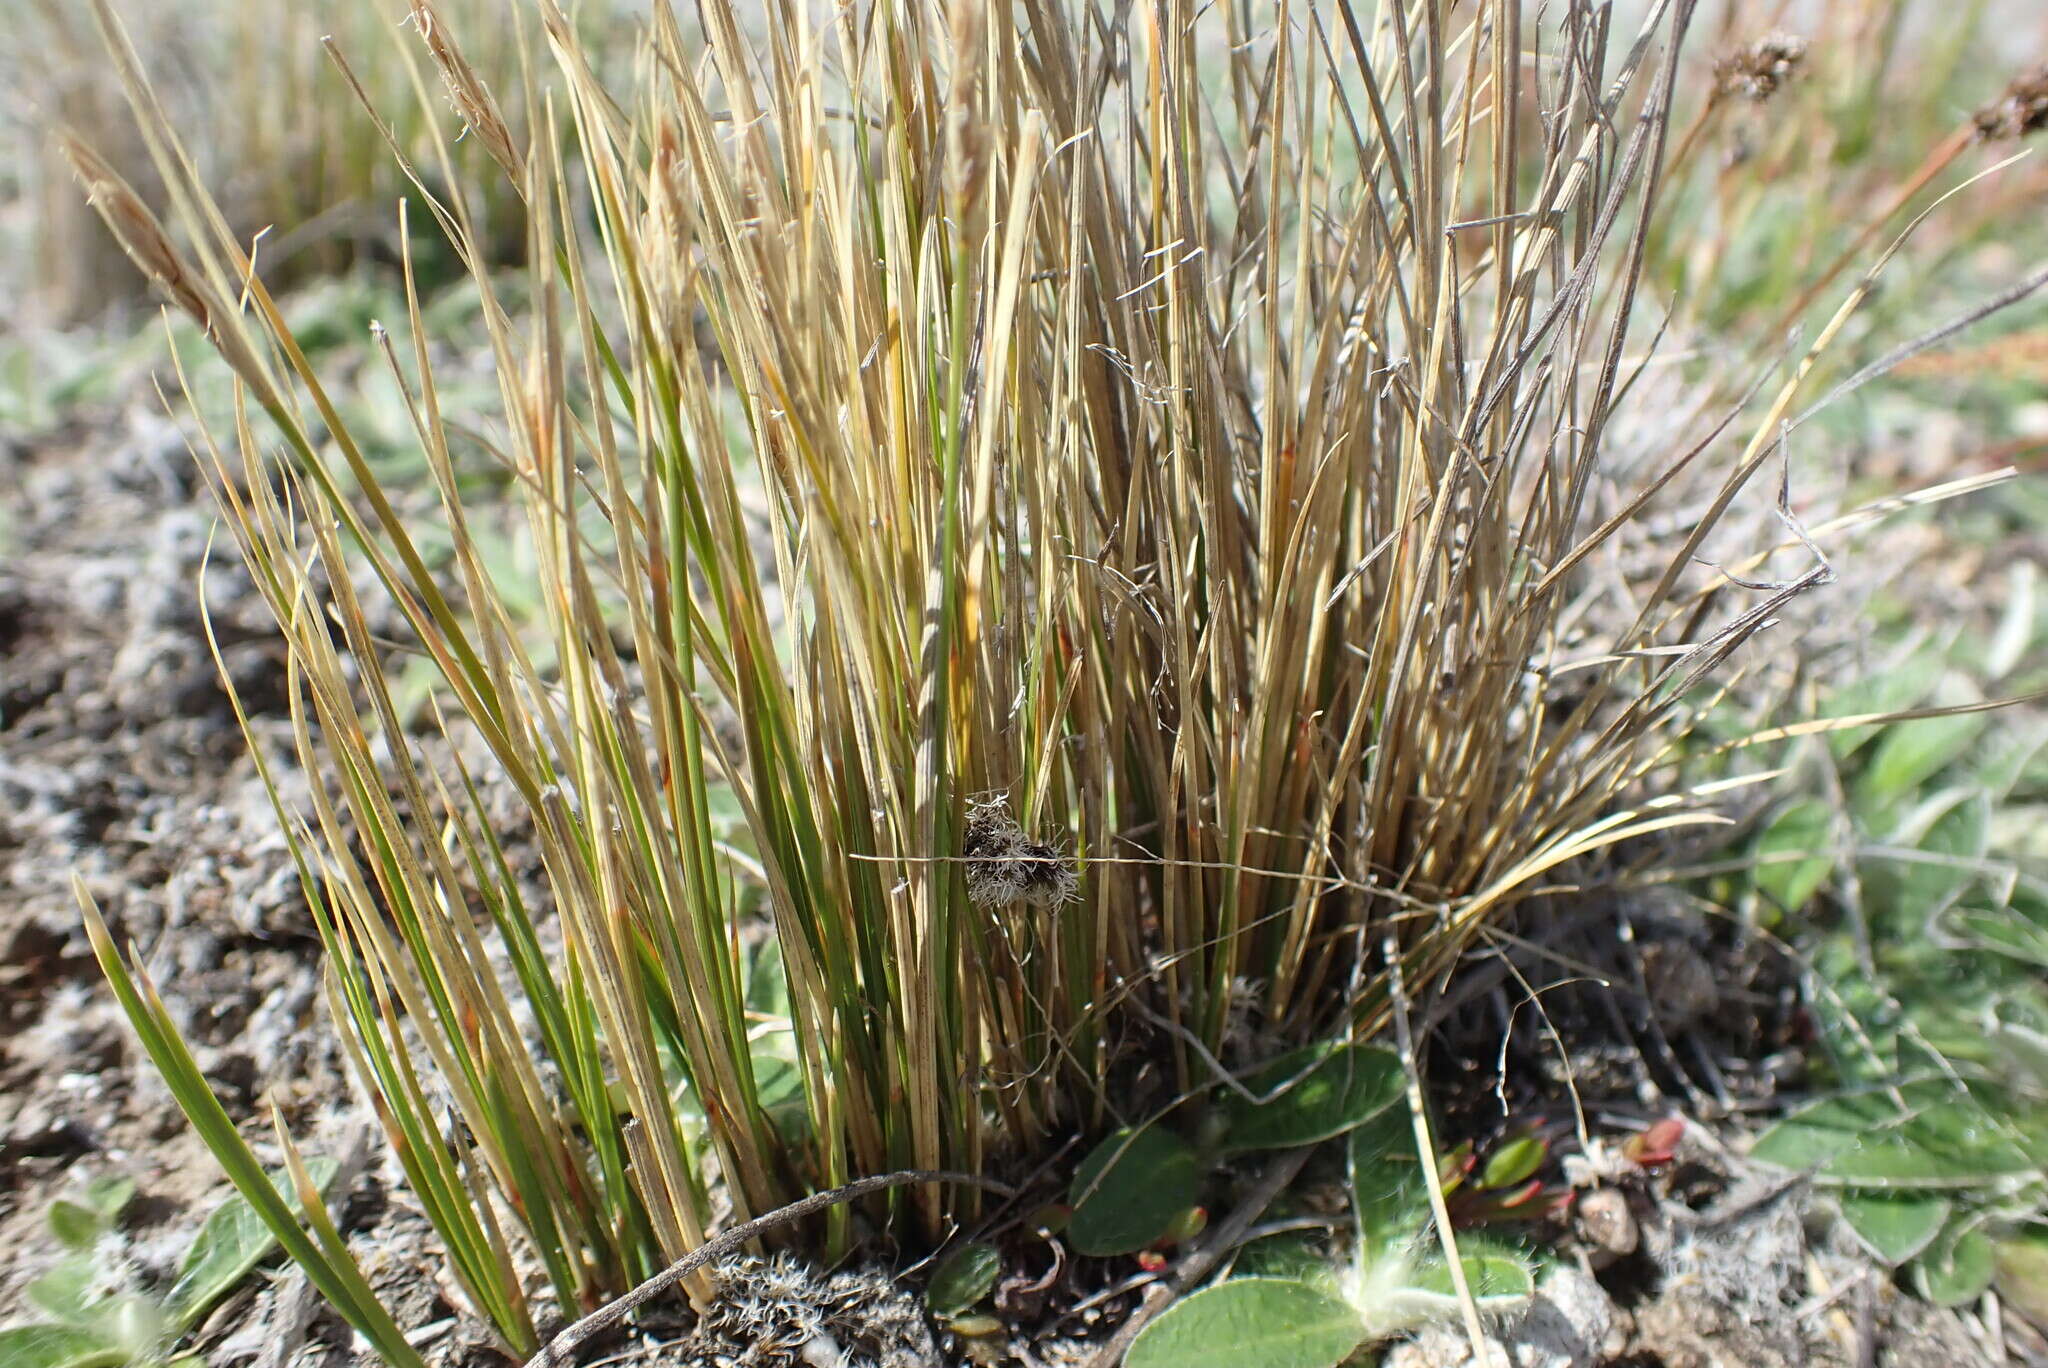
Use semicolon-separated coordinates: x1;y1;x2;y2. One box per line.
1437;1140;1475;1192
1158;1206;1207;1246
1478;1134;1548;1191
1494;1179;1545;1210
1626;1117;1685;1166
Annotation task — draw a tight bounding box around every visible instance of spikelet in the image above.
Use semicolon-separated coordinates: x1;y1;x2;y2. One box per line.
1974;65;2048;143
407;0;525;189
59;133;276;405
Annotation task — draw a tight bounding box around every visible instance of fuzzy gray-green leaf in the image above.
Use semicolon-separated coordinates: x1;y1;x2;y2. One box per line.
163;1157;339;1332
1917;1223;1996;1306
0;1325;132;1368
1837;1193;1951;1264
1220;1043;1403;1154
1407;1250;1538;1306
24;1256;109;1327
1347;1107;1428;1257
1124;1278;1364;1368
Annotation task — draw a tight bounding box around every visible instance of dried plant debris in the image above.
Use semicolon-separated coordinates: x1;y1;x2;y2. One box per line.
665;1254;940;1368
1715;33;1810;103
961;799;1077;911
1974;64;2048;142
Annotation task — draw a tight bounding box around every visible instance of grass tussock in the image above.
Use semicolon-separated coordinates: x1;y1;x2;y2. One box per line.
62;0;1991;1356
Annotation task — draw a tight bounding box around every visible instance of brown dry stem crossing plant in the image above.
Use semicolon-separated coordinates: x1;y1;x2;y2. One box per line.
61;0;1944;1357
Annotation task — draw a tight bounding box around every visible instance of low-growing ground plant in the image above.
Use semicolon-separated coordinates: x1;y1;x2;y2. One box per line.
1738;606;2048;1317
58;0;2048;1358
0;1163;339;1368
1123;1105;1544;1368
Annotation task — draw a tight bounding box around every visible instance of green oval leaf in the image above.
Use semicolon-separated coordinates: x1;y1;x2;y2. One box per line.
1820;1130;2031;1189
1949;907;2048;971
926;1241;1003;1318
1234;1232;1326;1281
1837;1193;1951;1265
1407;1249;1537;1307
82;1178;137;1223
1219;1043;1402;1154
0;1325;131;1368
1917;1223;1996;1307
22;1260;139;1331
1068;1125;1201;1257
1125;1278;1364;1368
1823;657;1939;761
45;1204;106;1256
1478;1134;1547;1192
1751;1097;1876;1169
46;1178;137;1253
1751;1086;2033;1189
1853;710;1986;826
163;1157;339;1332
1864;789;1988;914
1347;1108;1428;1256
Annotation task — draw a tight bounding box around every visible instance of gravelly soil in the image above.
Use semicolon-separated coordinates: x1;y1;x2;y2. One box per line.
0;397;430;1367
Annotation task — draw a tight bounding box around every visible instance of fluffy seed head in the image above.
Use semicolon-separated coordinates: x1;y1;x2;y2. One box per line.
961;798;1078;911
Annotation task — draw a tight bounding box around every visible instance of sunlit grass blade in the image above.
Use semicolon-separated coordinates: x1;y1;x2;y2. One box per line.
75;884;429;1368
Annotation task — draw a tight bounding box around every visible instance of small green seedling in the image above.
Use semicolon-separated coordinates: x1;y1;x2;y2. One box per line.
1437;1128;1574;1227
0;1160;338;1368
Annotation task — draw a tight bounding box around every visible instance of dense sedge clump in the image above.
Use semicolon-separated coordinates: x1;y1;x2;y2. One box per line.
69;0;1878;1357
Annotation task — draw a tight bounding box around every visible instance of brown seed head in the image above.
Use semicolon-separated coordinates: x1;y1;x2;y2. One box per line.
408;0;525;188
1974;65;2048;142
1714;32;1809;103
961;798;1077;910
59;134;274;401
